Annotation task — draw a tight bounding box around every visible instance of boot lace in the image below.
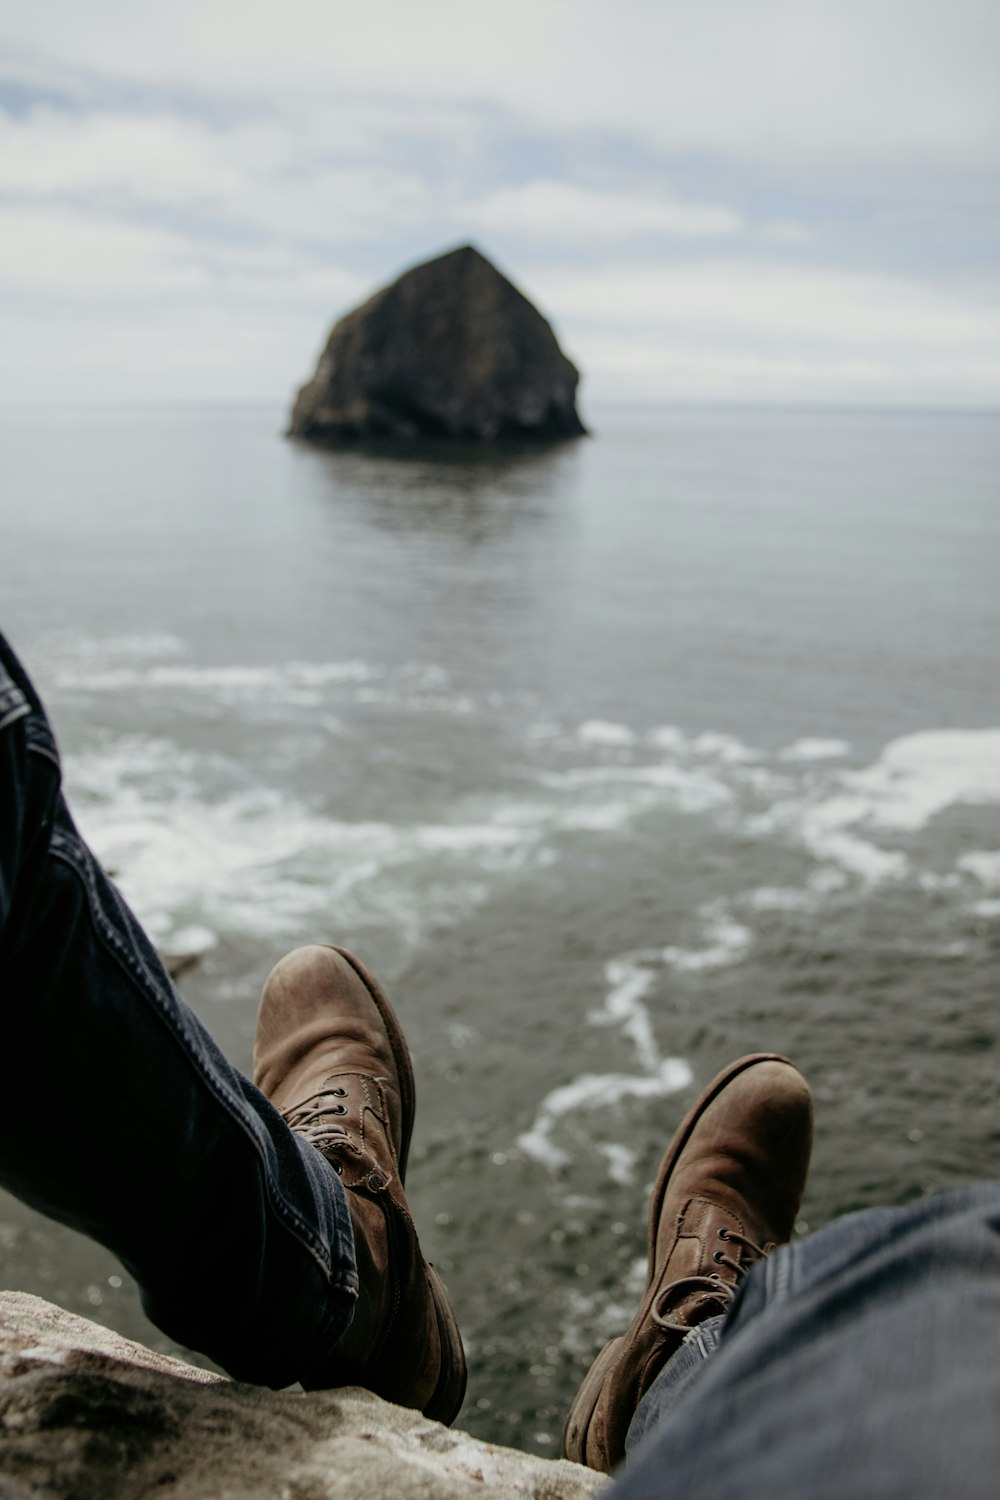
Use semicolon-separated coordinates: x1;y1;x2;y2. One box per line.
282;1087;353;1165
712;1226;768;1276
651;1226;769;1330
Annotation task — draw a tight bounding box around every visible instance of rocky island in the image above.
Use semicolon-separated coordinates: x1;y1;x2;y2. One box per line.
288;245;587;444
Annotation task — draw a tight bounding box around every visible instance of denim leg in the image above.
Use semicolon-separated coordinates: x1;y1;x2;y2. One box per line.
0;630;358;1386
624;1314;725;1458
615;1181;1000;1499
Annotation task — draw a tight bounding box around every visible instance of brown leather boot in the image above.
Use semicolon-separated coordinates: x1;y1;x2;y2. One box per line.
253;944;466;1424
562;1053;813;1472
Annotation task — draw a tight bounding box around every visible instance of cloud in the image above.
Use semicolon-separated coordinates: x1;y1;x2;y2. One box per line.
530;261;1000;348
576;337;1000;405
461;181;743;240
0;207;208;296
762;222;816;246
4;0;998;163
0;298;339;401
531;261;1000;405
0;204;366;305
0;106;441;242
0;110;241;201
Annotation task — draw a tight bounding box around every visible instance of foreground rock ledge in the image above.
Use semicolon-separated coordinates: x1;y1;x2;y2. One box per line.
0;1292;605;1499
288;244;587;444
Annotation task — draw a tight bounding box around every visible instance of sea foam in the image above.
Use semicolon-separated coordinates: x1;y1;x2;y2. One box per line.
516;1058;693;1172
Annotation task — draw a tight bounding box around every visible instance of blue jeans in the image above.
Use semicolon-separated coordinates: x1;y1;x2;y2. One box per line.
616;1182;1000;1498
0;630;358;1386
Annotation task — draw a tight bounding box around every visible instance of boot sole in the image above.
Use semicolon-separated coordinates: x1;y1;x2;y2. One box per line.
424;1262;469;1425
328;946;417;1182
562;1052;798;1470
561;1336;621;1468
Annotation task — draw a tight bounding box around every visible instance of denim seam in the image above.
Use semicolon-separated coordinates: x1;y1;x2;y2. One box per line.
766;1241;795;1305
48;835;345;1280
25;736;60;773
0;674;28;719
0;703;29;733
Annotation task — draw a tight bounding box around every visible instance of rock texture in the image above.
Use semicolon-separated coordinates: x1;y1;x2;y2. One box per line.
288;245;587;443
0;1292;606;1500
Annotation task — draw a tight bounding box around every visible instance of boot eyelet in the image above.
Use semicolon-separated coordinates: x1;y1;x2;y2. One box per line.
331;1104;347;1115
717;1228;728;1240
713;1249;725;1264
332;1087;347;1097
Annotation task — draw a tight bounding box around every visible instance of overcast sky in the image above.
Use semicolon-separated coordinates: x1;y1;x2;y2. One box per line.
1;0;998;407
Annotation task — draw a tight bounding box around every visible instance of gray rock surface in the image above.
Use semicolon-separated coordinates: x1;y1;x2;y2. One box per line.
289;245;587;443
0;1292;606;1499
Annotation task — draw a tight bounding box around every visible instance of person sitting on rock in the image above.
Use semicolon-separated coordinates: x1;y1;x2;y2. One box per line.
1;627;997;1498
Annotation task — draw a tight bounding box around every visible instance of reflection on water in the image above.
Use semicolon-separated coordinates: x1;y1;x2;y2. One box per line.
289;431;585;540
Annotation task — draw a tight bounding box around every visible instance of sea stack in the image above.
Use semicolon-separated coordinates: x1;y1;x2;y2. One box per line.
288;245;587;443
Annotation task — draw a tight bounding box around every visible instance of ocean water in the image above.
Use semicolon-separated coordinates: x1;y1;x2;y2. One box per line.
2;400;998;1453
